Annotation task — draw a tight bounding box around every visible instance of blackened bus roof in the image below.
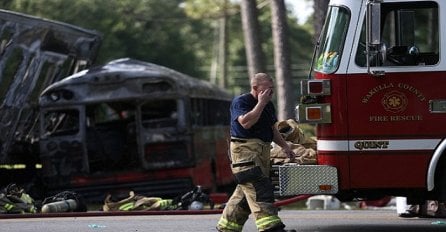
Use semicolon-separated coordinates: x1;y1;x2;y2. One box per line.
40;58;233;105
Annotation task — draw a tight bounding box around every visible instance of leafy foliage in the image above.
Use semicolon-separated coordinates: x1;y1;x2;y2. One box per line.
0;0;314;89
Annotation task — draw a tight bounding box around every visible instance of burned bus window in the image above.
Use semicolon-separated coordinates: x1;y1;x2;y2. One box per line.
29;62;54;102
191;98;230;126
43;109;79;136
86;102;138;172
208;99;230;126
141;99;177;128
87;102;135;125
0;48;23;101
191;98;203;126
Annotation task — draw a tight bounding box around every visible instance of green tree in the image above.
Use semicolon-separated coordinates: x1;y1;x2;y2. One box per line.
0;0;315;97
184;0;239;88
1;0;211;78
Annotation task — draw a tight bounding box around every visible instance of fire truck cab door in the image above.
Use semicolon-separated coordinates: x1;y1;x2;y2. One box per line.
345;1;446;189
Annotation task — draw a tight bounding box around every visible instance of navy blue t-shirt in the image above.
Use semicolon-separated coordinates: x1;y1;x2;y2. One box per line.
230;93;277;142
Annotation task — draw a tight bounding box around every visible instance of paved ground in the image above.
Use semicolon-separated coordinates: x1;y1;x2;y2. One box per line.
2;209;446;232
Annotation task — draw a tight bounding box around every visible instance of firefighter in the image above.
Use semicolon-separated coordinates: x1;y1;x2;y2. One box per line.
216;73;296;232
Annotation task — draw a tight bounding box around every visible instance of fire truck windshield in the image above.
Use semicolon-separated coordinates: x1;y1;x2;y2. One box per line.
315;6;350;74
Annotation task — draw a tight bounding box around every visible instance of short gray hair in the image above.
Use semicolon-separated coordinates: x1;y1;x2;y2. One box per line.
250;73;273;86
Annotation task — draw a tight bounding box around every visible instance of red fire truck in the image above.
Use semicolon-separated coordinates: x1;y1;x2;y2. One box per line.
276;0;446;205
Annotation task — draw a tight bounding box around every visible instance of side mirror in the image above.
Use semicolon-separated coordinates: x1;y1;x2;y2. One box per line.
366;0;385;76
367;1;381;45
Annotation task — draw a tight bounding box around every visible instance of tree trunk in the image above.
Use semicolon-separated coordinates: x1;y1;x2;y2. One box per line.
313;0;330;43
271;0;294;120
240;0;266;79
218;0;228;88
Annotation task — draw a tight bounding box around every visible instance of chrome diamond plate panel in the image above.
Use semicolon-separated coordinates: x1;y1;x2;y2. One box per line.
277;164;338;196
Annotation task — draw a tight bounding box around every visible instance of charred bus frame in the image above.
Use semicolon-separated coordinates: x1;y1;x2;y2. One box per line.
0;9;101;186
39;58;234;201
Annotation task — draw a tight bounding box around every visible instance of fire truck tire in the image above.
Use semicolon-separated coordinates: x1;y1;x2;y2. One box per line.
436;160;446;202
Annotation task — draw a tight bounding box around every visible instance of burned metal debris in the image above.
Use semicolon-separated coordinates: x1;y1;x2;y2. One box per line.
0;9;101;163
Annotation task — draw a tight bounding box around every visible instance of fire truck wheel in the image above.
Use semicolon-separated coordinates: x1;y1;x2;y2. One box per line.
437;162;446;202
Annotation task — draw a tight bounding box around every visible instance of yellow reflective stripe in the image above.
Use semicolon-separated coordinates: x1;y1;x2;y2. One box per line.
4;203;14;211
158;199;172;210
118;202;134;211
255;215;282;230
0;164;42;169
0;164;26;169
217;217;243;232
20;193;34;204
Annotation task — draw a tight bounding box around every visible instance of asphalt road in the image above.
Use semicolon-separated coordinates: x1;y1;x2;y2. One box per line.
2;209;446;232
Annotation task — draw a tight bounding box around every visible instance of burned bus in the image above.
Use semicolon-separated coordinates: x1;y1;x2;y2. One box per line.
0;10;101;187
39;58;234;201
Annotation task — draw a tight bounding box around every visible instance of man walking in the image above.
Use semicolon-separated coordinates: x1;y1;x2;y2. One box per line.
217;73;296;232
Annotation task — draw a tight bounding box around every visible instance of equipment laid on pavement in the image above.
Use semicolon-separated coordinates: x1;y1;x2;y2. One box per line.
0;184;36;214
176;185;214;210
103;185;214;212
41;199;78;213
41;191;87;213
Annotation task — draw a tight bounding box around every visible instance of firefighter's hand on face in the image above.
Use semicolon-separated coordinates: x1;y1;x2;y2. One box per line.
258;88;273;105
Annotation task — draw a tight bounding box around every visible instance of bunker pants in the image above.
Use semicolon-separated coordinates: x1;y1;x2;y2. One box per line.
217;138;285;232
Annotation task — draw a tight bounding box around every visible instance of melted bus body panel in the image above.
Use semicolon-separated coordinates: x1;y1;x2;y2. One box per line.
39;58;234;200
0;9;101;186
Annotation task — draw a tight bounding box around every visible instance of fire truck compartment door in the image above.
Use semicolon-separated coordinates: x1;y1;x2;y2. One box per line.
276;165;338;196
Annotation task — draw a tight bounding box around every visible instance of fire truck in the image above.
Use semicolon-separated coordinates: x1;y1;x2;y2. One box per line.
275;0;446;205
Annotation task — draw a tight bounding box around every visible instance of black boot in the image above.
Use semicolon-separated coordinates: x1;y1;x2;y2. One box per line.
264;224;296;232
